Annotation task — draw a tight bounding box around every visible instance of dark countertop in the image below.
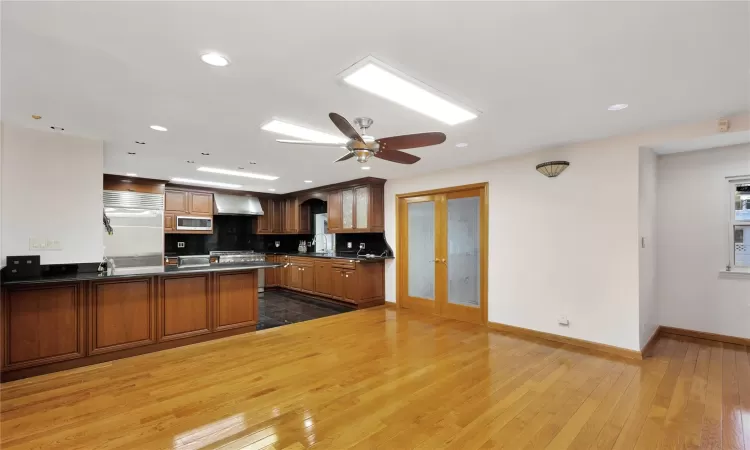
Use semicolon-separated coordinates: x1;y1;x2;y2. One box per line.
265;251;393;262
1;262;280;286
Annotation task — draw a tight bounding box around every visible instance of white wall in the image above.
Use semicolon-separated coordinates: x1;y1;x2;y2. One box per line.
385;139;642;351
638;147;659;347
1;123;104;265
657;143;750;339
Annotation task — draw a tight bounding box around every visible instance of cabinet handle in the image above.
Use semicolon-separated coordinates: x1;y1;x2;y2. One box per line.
345;274;349;278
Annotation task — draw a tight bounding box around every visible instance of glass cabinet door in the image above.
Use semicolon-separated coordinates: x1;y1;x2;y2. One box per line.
355;186;369;229
342;189;354;229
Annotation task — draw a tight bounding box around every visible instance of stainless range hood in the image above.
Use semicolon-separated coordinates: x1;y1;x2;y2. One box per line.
213;193;264;216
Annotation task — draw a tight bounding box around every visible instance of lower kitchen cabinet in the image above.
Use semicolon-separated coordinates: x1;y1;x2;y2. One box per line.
314;260;333;297
88;278;156;355
300;262;314;292
1;283;86;371
213;271;257;331
158;274;211;341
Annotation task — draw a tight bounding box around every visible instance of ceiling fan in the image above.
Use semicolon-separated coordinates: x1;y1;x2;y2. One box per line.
276;113;446;164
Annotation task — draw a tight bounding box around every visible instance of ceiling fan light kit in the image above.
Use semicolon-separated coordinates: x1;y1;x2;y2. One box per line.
536;161;570;178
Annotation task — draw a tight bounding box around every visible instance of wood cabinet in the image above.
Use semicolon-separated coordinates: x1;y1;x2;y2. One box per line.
264;255;278;287
301;262;315;292
213;271;257;331
258;198;291;235
326;183;384;233
165;190;189;212
189;192;213;215
314;260;333;297
271;199;283;233
88;278;156;355
158;274;211;341
257;198;272;234
164;213;176;232
1;283;86;371
287;263;302;290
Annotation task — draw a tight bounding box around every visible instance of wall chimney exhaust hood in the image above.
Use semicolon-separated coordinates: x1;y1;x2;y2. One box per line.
213;194;264;216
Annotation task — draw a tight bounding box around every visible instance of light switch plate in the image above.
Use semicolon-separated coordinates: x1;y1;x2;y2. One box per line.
347;242;352;249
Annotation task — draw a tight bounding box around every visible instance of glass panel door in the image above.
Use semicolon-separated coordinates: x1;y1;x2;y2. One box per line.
446;196;480;307
400;196;438;315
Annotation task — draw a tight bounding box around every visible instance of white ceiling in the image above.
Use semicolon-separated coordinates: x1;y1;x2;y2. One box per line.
3;1;749;193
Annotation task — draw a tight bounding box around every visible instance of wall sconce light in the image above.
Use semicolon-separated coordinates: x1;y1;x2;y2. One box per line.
536;161;570;178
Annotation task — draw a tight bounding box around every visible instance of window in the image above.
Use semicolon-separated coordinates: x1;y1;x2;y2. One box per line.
730;177;750;268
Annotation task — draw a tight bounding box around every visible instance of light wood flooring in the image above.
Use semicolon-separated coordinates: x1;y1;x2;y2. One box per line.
1;306;749;449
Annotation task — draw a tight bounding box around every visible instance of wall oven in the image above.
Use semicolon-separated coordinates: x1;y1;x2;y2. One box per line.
176;216;213;231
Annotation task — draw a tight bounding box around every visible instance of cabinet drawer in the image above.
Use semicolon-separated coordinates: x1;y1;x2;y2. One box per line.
289;256;313;265
331;259;357;270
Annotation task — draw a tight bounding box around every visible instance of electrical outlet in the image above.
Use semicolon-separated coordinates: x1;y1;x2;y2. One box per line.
275;241;280;247
347;242;352;249
177;242;185;248
359;243;366;249
557;316;570;326
29;238;62;251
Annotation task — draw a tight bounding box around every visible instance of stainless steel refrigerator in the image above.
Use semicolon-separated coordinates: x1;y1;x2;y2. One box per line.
103;190;164;268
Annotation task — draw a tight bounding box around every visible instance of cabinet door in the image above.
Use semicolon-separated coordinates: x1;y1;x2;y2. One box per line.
327;190;343;232
2;283;85;370
189;192;214;215
369;184;385;232
299;202;311;234
89;278;156;355
165;190;188;212
213;271;258;331
264;256;276;286
343;270;359;303
288;265;302;290
330;268;345;300
342;189;355;230
271;199;283;233
257;198;271;233
301;264;315;292
164;213;176;232
158;275;211;341
355;186;370;229
314;261;332;296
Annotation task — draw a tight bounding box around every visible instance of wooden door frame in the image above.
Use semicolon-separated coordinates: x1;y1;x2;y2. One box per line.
395;182;489;325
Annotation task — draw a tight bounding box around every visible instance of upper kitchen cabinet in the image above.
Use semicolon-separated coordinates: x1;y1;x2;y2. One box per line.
165;190;213;216
257;198;285;235
327;182;384;233
281;198;310;234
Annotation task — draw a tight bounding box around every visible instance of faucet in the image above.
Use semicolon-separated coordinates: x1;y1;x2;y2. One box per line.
312;233;330;254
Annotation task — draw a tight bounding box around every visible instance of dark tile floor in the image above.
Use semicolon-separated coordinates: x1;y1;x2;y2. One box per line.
256;289;355;330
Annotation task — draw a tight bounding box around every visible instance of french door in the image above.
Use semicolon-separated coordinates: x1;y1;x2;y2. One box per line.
397;184;487;324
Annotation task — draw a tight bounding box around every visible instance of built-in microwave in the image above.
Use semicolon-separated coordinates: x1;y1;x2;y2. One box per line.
176;216;213;231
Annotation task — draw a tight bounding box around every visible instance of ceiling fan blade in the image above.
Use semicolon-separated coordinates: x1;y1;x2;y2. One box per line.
329;112;364;144
334;153;355;163
375;150;420;164
276;139;345;147
376;132;446;151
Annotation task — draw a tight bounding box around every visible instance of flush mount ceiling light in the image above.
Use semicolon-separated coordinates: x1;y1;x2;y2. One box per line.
361;166;371;170
50;126;65;131
150;125;168;131
186;160;195;164
170;177;242;189
536;161;570;178
607;104;629;111
304;180;313;183
197;166;278;180
201;52;230;67
261;119;347;144
340;56;478;126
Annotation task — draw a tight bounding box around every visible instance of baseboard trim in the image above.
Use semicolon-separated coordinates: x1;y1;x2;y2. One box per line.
487;321;642;360
640;327;662;358
660;326;750;346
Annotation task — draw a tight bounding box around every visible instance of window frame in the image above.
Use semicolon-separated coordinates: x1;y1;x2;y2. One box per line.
728;175;750;269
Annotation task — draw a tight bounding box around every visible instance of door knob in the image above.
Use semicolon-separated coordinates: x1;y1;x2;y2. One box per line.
440;258;446;264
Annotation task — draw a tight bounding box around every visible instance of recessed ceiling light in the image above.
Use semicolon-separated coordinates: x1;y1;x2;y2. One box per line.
341;57;478;125
456;142;468;148
304;180;313;183
201;53;230;67
135;141;146;145
126;173;138;177
361;166;371;170
201;152;210;156
261;120;347;144
607;104;629;111
186;160;195;164
150;125;168;131
268;188;276;192
237;167;244;170
50;126;65;131
248;161;257;165
128;152;136;155
197;166;278;180
170;177;242;189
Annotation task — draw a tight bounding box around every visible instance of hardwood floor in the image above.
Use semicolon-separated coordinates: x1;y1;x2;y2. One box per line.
1;306;748;449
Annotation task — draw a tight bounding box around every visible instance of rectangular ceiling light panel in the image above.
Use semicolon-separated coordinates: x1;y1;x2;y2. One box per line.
170;178;242;189
341;57;478;126
197;167;278;180
261;120;347;144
